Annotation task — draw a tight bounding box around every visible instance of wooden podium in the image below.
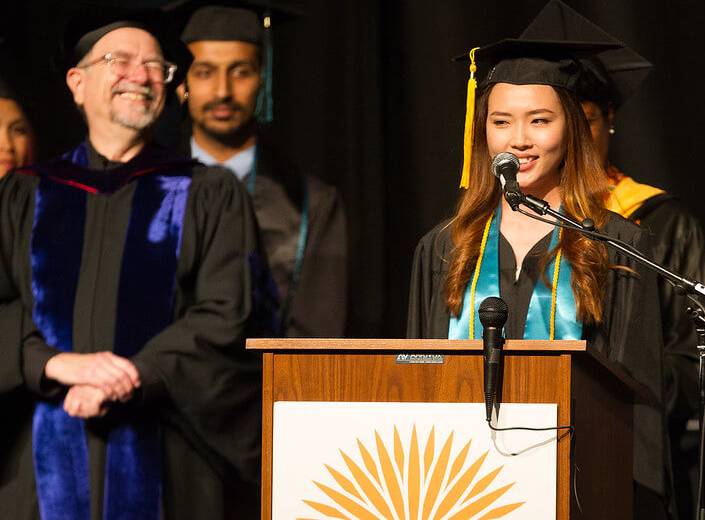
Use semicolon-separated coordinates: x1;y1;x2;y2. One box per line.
247;338;639;519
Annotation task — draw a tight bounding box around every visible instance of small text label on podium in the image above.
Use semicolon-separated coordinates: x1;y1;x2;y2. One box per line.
395;353;445;364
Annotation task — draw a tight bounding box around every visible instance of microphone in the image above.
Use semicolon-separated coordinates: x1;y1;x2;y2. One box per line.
490;152;522;210
479;296;509;423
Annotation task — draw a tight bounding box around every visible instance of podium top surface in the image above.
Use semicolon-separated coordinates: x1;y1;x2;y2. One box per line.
246;338;587;352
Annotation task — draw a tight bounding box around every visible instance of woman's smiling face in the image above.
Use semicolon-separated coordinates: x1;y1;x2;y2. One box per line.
486;82;566;194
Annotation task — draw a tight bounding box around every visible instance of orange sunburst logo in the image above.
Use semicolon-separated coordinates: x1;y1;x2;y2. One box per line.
299;425;525;519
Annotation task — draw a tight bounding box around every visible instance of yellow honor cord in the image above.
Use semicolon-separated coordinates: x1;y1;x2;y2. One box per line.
549;229;564;340
468;214;494;338
460;47;480;189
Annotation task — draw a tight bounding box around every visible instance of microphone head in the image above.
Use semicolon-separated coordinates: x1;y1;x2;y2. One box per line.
491;152;520;183
478;296;509;328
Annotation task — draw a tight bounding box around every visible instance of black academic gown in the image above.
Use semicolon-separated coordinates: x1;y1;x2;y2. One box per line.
182;126;348;338
630;195;705;518
407;213;667;505
252;135;348;337
630;195;703;421
0;143;262;520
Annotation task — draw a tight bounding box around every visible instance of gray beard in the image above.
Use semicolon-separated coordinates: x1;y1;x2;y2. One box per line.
111;107;156;131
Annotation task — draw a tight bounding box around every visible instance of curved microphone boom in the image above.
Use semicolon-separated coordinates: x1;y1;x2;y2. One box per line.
490;152;522;210
479;296;509;424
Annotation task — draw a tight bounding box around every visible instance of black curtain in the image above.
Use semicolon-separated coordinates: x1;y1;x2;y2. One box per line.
6;0;705;337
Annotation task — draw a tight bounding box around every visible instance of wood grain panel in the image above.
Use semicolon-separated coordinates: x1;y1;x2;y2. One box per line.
261;353;274;520
570;354;633;519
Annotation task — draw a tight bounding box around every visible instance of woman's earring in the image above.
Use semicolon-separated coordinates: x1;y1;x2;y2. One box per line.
608;126;615;135
183;91;190;101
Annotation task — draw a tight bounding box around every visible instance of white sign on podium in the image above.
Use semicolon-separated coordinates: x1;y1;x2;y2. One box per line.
273;402;557;519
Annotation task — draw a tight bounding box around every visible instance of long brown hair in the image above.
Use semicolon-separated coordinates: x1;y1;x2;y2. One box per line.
445;84;610;325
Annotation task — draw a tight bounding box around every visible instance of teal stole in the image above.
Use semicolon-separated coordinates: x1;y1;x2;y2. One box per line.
449;206;583;340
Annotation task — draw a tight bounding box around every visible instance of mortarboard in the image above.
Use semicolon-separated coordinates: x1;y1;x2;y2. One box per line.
163;0;301;28
456;38;620;188
181;6;263;45
520;0;653;109
457;39;621;91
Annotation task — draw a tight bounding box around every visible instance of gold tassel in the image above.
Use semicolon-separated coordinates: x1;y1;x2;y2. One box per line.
460;47;480;189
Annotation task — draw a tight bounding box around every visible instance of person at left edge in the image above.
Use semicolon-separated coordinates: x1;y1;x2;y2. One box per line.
0;77;35;179
0;5;261;520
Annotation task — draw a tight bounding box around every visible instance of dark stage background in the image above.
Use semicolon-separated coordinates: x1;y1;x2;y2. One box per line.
3;0;703;337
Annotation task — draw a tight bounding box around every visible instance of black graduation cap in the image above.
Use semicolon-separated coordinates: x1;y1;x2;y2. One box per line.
456;38;621;188
163;0;301;122
181;6;263;45
520;0;653;108
59;3;192;86
163;0;301;31
455;38;622;92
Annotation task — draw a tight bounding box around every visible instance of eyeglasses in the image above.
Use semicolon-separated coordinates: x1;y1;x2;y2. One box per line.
79;52;178;84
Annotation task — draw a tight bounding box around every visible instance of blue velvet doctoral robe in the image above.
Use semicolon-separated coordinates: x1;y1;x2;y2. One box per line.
0;142;262;519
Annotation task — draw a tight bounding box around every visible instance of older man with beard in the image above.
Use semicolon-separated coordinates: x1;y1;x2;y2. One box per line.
0;6;262;520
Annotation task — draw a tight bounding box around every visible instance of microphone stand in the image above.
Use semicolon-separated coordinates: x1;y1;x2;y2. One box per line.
507;190;705;298
688;307;705;520
506;188;705;519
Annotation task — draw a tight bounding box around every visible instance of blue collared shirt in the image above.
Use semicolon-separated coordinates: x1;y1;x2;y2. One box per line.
190;137;256;181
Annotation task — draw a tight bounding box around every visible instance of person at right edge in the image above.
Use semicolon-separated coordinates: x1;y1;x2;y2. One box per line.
522;3;704;517
406;36;667;519
177;5;348;337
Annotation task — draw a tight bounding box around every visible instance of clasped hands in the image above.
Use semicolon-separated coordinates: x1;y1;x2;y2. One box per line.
44;352;141;419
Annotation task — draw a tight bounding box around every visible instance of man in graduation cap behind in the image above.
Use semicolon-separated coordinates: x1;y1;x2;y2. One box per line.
178;5;348;338
0;5;261;519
